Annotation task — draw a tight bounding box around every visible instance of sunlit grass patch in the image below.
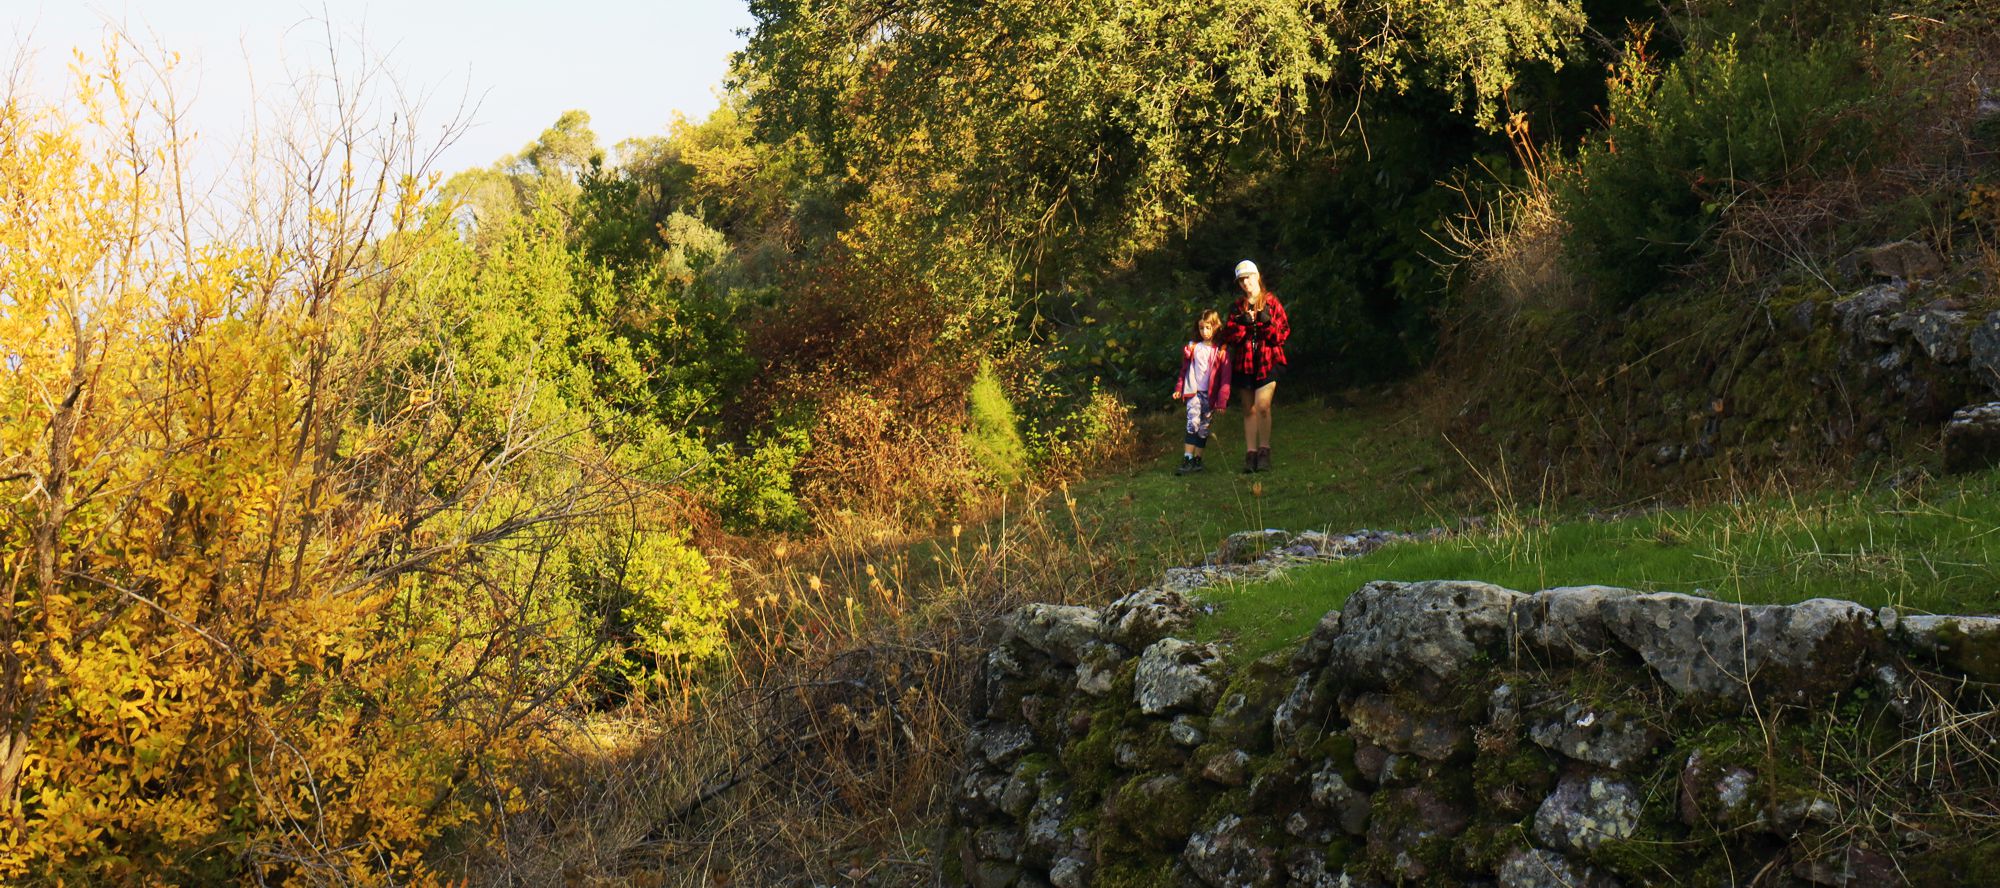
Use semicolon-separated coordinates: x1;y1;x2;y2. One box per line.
1191;468;2000;661
1063;396;1483;568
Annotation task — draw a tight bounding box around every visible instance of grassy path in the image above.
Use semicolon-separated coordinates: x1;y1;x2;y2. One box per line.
1066;397;1485;567
1066;399;2000;661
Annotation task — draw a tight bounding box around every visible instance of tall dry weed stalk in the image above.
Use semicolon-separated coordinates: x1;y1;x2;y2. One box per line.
1433;112;1587;321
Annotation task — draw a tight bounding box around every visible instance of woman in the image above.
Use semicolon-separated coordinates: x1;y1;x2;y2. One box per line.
1221;259;1289;473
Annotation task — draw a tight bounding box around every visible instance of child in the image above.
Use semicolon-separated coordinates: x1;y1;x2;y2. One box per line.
1172;309;1231;474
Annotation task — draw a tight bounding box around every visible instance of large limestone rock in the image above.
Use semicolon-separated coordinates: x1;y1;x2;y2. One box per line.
1511;585;1643;661
1325;580;1523;692
1135;638;1227;715
1598;593;1881;703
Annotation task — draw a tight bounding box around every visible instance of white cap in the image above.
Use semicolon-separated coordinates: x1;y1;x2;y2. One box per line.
1234;259;1259;279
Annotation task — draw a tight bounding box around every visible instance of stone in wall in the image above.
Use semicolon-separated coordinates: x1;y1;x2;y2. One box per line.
1366;785;1471;882
1943;402;2000;474
1135;638;1226;716
1343;692;1470;762
1101;587;1199;650
1002;603;1109;666
1898;613;2000;681
1971;312;2000;395
1533;773;1642;853
1858;240;1944;282
1498;848;1621;888
1598;593;1882;703
1510;585;1642;662
1528;701;1659;770
1184;814;1281;887
1324;579;1520;694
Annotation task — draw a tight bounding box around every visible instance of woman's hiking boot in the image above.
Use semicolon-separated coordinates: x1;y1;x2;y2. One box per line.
1256;446;1272;471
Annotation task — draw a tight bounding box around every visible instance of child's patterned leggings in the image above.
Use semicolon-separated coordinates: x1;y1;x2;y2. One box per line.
1184;393;1214;447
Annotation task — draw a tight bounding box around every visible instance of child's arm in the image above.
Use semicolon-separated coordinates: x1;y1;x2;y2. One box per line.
1222;307;1250;347
1215;358;1231;410
1171;346;1190;399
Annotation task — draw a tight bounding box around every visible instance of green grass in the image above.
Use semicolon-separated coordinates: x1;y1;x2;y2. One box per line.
1193;470;2000;662
1065;396;1486;568
1050;397;2000;664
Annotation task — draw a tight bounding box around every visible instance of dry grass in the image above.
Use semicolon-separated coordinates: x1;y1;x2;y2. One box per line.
1432;113;1593;325
467;485;1138;887
1775;666;2000;882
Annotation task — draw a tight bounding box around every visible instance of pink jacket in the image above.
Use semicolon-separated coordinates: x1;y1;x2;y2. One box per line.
1172;341;1231;407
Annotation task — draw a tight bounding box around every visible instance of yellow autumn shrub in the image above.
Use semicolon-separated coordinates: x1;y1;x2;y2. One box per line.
0;46;709;885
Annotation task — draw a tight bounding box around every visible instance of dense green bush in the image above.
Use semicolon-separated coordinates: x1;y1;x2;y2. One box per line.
1557;24;1898;302
967;363;1030;486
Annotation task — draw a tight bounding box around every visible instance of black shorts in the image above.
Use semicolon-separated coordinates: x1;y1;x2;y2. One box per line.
1240;363;1285;393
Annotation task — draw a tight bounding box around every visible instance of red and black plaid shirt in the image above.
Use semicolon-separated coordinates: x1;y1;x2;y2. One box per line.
1222;292;1290;380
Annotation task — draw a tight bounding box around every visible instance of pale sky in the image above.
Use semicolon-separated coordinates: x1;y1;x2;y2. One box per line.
10;1;755;177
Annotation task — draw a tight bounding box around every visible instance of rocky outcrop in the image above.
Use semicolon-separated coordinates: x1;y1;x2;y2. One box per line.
950;539;2000;887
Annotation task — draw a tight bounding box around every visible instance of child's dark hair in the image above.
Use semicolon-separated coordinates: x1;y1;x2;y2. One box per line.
1192;309;1224;350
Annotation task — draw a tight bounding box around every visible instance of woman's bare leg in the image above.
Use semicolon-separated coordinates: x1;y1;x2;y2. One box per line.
1250;383;1276;450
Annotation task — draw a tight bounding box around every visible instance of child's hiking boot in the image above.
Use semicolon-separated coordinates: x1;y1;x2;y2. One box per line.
1190;455;1205;473
1256;446;1272;471
1177;455;1197;475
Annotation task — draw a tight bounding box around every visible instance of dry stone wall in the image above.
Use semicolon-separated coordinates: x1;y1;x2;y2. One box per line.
948;533;2000;887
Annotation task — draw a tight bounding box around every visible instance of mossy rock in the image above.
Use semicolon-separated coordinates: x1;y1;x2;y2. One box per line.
1061;662;1147;797
1105;773;1203;852
1930;618;2000;683
1092;859;1178;888
1472;743;1559;820
1205;652;1293;751
1362;784;1473;883
1452;821;1527;874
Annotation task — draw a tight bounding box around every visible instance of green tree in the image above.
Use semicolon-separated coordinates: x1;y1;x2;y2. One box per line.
737;0;1586;281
